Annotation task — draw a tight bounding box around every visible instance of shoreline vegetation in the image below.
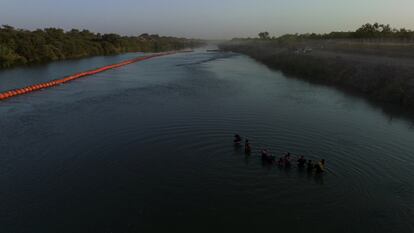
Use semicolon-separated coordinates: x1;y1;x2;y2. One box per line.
219;23;414;108
0;25;204;69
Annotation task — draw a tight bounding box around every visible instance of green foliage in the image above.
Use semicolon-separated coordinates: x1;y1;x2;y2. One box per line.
0;25;203;69
258;32;270;40
0;44;26;68
234;23;414;42
354;23;393;38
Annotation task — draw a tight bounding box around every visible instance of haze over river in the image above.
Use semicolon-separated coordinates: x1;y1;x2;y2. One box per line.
0;48;413;233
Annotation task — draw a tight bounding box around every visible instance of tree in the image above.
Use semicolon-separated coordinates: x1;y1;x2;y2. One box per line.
258;32;270;40
0;44;26;68
0;25;204;69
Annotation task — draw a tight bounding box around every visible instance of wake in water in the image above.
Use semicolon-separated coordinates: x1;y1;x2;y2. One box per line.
175;52;237;67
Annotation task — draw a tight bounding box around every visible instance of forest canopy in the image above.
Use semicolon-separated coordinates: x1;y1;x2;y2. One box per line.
0;25;203;69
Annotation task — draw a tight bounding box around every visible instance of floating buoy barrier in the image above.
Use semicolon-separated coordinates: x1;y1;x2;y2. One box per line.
0;51;180;101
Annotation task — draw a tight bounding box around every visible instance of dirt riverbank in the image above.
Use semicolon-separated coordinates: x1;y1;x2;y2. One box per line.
219;41;414;108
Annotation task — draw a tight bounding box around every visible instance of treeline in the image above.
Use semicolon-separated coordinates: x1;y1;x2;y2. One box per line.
234;23;414;42
0;25;204;69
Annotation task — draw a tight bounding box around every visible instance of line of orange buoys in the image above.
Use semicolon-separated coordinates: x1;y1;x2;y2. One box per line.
0;51;180;101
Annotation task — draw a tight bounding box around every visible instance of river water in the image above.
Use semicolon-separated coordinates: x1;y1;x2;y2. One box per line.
0;49;413;233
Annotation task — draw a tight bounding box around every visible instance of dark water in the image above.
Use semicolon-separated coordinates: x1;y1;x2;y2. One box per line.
1;49;413;233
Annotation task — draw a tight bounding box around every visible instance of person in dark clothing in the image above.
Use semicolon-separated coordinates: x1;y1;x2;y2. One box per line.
283;152;291;167
234;134;242;145
277;157;284;166
261;149;275;163
284;159;291;167
261;149;269;158
244;139;251;153
284;152;291;159
307;160;314;172
297;155;306;167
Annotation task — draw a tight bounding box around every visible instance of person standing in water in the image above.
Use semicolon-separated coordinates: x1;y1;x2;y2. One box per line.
261;149;275;162
315;159;325;173
234;134;242;145
307;160;314;172
244;139;251;154
284;152;291;167
277;157;284;166
297;155;306;167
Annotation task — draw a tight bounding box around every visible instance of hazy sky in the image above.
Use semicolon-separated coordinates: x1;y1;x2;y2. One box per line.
1;0;413;39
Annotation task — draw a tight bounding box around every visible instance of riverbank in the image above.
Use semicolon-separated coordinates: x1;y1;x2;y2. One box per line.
0;26;204;69
219;41;414;108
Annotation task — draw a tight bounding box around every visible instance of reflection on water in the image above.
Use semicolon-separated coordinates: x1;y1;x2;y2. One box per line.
0;49;413;233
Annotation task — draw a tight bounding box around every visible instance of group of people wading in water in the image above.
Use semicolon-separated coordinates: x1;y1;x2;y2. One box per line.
234;134;326;174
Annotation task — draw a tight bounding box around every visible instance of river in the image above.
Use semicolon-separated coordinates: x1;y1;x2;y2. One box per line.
0;48;413;233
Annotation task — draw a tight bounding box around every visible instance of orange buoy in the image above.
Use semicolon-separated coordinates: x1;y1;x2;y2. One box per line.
0;52;177;101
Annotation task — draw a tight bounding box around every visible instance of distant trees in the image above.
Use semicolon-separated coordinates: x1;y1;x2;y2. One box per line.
354;23;392;38
352;23;414;39
244;23;414;42
0;25;204;69
258;32;270;40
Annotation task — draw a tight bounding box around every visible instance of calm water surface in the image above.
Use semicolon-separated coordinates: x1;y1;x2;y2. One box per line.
0;49;413;233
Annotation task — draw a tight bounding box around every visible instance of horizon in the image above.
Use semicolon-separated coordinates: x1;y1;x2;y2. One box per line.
1;0;414;39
